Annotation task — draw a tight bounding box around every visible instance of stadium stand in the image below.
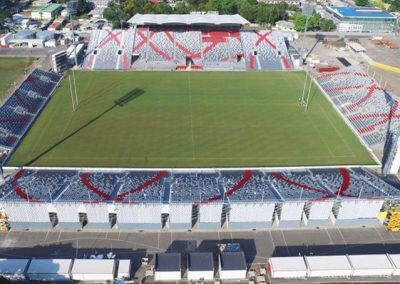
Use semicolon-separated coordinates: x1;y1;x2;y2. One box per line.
316;66;400;148
169;172;222;203
84;27;291;71
1;168;398;203
0;69;62;164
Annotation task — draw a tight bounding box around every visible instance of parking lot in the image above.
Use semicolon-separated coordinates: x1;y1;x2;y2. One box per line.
1;225;400;282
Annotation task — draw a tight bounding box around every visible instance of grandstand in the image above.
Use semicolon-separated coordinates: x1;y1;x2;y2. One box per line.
316;66;400;149
83;14;292;71
0;69;63;164
0;167;399;229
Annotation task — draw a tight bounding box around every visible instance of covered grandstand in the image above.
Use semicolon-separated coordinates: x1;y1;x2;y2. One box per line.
0;167;399;229
83;14;292;71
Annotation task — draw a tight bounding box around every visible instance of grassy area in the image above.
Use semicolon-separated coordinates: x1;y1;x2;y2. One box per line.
0;57;34;102
8;71;376;168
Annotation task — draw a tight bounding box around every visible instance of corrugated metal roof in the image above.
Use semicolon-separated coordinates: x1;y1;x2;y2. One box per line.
327;6;396;19
127;14;249;26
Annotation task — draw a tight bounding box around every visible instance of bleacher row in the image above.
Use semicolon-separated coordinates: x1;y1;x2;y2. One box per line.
0;69;63;163
84;28;291;71
316;66;400;149
0;167;398;203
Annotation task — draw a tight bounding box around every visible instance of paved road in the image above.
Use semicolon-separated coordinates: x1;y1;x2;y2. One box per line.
0;47;66;57
1;225;400;282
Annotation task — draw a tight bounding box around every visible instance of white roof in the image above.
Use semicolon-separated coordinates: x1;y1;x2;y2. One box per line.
348;254;393;270
118;260;131;274
269;257;307;272
305;255;352;271
127;14;249;26
71;259;115;274
27;259;72;274
0;259;30;274
389;254;400;269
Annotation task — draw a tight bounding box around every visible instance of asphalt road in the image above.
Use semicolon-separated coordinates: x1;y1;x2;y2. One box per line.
0;47;66;57
1;225;400;282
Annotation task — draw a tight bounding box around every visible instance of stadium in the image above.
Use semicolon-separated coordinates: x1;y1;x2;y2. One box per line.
0;13;400;232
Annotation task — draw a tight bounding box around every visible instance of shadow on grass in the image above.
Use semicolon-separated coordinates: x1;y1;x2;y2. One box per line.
24;88;145;166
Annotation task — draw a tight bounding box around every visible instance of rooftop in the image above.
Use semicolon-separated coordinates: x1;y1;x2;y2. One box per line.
127;13;249;26
220;251;247;271
32;3;62;13
188;252;214;271
156;253;181;272
327;6;396;19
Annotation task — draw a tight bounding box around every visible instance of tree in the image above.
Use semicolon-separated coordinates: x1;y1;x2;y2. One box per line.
0;9;11;23
77;0;88;15
389;0;400;11
237;0;257;22
174;2;189;14
293;13;306;31
103;5;125;28
355;0;369;6
319;18;336;31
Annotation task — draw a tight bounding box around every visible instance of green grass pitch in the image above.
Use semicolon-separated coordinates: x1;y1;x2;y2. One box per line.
0;57;34;102
8;71;376;168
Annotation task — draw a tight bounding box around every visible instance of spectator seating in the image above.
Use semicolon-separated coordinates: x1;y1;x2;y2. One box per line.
85;28;291;71
317;67;400;148
221;170;280;202
1;168;398;203
169;173;221;203
240;30;291;71
0;69;62;162
115;171;168;203
267;170;333;200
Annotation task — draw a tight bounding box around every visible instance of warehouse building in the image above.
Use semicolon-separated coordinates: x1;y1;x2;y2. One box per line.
326;6;397;33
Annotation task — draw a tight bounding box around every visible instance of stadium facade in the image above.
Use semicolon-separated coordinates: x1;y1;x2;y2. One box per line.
326;6;397;33
83;14;292;71
1;14;400;232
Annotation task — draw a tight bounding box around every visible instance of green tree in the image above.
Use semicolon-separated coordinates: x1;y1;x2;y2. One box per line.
389;0;400;10
0;9;11;23
77;0;88;15
293;13;306;31
355;0;369;6
237;0;257;22
103;5;125;28
319;18;336;31
174;2;189;13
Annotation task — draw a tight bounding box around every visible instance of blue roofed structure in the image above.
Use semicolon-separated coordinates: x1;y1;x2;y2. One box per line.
326;6;397;33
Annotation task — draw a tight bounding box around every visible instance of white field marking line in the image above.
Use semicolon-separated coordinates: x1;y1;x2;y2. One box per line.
57;229;62;242
306;114;335;158
187;74;195;159
4;236;164;251
280;230;291;256
267;230;277;257
336;227;347;245
317;96;357;158
43;154;357;161
325;228;335;246
75;239;79;258
43;229;51;243
373;226;386;243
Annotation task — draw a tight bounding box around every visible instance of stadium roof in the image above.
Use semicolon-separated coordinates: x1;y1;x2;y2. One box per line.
327;6;396;19
127;13;249;26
